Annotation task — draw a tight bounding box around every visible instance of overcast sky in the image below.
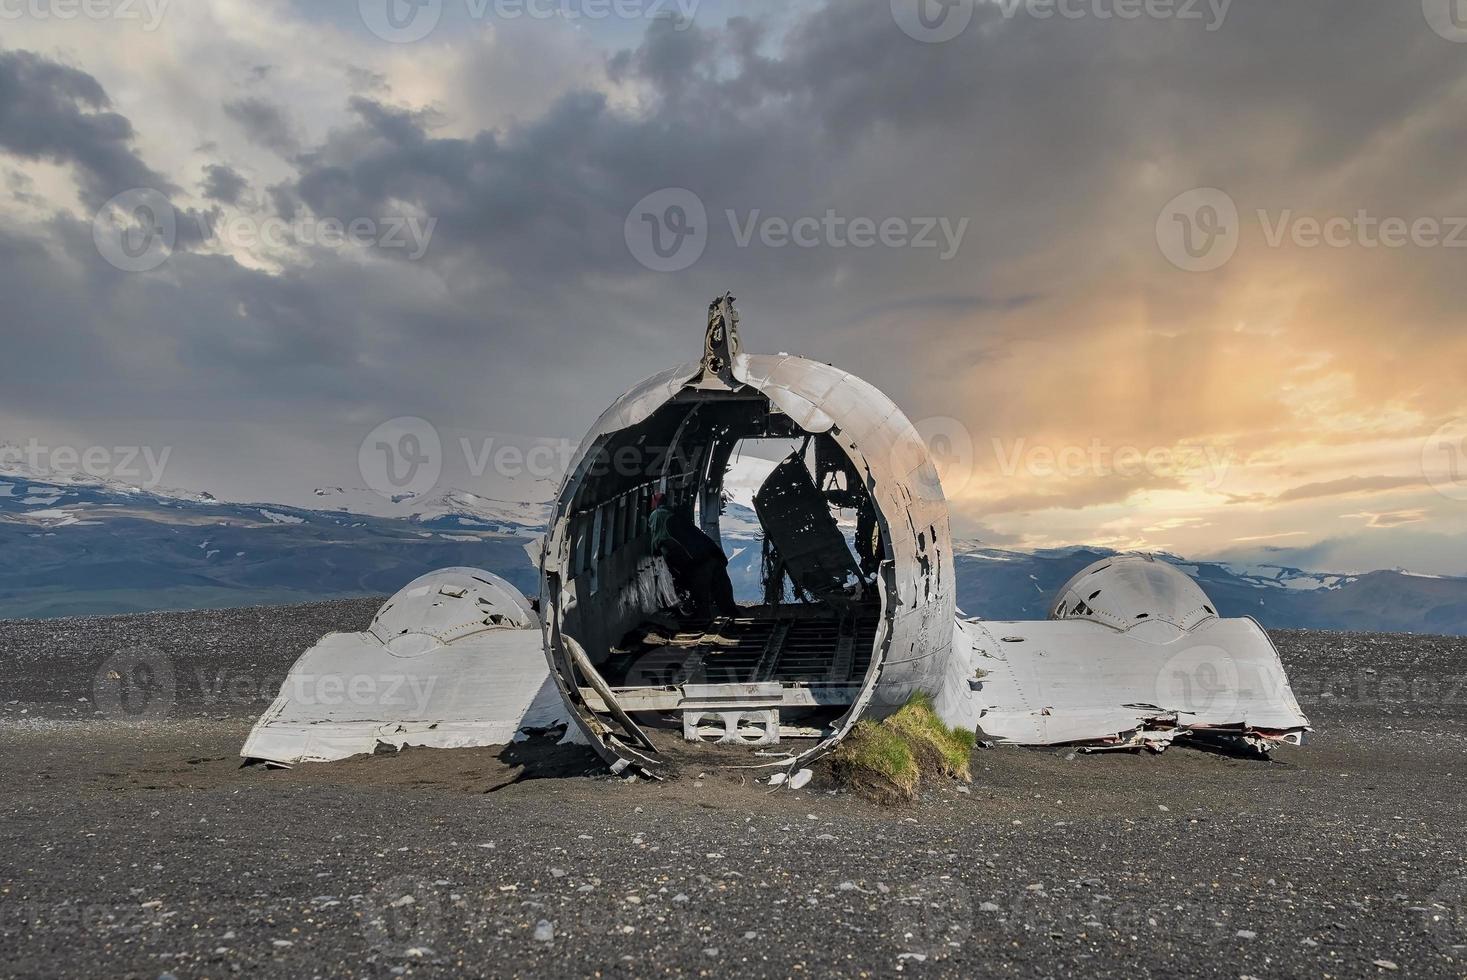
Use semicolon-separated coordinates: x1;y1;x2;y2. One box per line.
3;0;1467;574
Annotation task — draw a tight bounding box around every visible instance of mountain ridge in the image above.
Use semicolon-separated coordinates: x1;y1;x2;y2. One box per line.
4;466;1466;633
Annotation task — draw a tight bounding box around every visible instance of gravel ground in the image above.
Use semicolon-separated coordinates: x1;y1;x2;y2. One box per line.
2;602;1466;978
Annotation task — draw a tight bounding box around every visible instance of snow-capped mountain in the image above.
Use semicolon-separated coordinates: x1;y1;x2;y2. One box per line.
0;442;216;506
5;455;1467;633
308;484;550;534
0;441;551;534
0;468;541;619
951;543;1467;635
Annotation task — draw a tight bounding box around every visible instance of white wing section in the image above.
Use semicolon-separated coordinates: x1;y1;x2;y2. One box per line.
961;615;1309;750
241;569;575;766
957;555;1308;752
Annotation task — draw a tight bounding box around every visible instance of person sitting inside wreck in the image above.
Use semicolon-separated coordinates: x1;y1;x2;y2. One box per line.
648;491;739;622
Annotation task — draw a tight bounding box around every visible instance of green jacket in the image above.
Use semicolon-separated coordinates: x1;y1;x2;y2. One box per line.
649;505;675;554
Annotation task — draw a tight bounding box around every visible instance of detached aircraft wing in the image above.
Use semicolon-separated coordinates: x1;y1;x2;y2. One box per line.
241;568;577;766
961;559;1308;752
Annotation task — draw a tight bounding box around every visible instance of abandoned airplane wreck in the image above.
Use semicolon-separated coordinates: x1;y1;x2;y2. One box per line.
539;294;972;776
244;295;1310;778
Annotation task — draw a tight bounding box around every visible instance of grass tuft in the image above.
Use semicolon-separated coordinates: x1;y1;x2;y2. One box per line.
828;693;975;803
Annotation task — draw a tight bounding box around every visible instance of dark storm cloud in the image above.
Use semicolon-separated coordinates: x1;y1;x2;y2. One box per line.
6;167;38;205
0;48;172;208
345;65;389;94
12;5;1467;399
3;1;1467;554
15;7;1458;385
0;210;446;429
267;181;302;221
279;2;1467;326
201;163;249;205
224;96;299;155
0;48;217;255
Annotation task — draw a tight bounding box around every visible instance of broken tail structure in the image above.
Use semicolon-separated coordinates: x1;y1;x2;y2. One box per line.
243;297;1309;774
701;292;742;382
